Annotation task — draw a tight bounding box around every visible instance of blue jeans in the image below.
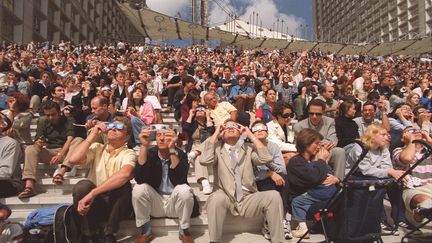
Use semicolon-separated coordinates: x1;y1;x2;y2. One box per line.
130;116;145;145
292;192;323;222
216;87;228;101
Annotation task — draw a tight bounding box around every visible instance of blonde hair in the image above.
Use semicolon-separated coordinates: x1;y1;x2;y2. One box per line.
360;124;388;150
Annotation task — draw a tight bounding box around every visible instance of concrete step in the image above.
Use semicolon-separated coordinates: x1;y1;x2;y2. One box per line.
160;112;174;118
118;213;262;235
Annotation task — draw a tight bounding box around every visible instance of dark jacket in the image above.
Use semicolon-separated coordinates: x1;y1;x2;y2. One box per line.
182;119;215;152
112;86;127;105
71;90;96;138
134;146;200;217
30;81;53;99
173;89;186;121
335;116;359;148
286;155;328;206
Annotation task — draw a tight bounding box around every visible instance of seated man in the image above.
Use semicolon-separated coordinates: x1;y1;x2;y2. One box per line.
19;100;75;198
204;92;237;126
314;85;338;118
293;99;346;180
68;117;136;242
132;126;199;243
200;119;285;243
0;113;23;198
393;127;432;222
353;101;390;137
228;75;255;113
83;96;116;144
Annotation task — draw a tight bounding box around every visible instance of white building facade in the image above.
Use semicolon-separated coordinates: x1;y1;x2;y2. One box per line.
313;0;432;43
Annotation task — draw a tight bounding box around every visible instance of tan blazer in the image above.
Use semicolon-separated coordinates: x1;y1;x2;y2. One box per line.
199;138;273;203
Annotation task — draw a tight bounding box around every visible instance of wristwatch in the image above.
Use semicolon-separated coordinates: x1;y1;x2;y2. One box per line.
169;150;178;156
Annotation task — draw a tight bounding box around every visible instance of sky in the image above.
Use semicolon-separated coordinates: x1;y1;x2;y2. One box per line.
146;0;313;41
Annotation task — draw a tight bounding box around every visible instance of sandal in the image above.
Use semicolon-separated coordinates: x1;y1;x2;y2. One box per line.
52;173;64;185
18;187;36;198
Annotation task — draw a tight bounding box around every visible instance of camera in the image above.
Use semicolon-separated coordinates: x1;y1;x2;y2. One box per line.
148;124;170;141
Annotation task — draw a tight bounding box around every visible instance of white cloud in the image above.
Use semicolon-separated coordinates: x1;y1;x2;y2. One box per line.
209;0;306;36
146;0;306;37
146;0;189;16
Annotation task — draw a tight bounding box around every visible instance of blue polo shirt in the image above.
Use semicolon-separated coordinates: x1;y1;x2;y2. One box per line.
228;85;255;102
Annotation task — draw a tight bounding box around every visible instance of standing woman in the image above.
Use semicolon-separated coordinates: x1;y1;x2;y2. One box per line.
182;105;215;194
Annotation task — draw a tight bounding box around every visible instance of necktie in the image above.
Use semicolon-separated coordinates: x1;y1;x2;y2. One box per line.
229;147;243;202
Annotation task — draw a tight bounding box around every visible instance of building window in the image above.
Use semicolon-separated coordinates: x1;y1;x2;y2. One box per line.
34;16;41;33
1;17;13;41
3;0;13;12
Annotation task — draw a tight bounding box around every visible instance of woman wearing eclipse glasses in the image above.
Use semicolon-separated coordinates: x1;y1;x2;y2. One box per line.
183;105;215;194
251;120;292;240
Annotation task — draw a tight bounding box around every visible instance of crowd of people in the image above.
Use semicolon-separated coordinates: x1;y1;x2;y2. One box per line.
0;40;431;243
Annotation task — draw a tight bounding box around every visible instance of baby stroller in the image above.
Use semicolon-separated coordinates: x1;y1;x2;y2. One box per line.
297;140;431;243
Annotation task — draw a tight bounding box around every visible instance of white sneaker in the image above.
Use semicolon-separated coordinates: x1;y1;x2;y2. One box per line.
283;219;292;240
291;225;309;239
64;166;77;178
261;220;270;240
201;179;212;195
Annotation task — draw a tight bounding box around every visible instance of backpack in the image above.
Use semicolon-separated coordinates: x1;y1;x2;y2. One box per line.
23;204;79;243
53;205;80;243
23;225;53;243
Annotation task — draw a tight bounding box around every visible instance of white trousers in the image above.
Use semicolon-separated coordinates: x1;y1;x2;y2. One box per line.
132;183;194;229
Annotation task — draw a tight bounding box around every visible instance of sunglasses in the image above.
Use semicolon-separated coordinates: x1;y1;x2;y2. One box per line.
309;112;323;117
281;113;294;119
195;107;206;111
106;122;125;130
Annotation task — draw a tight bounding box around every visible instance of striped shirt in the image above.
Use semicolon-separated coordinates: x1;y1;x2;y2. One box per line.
392;147;432;185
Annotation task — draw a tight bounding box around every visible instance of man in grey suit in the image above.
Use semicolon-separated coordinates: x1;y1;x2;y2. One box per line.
293;99;346;179
200;119;285;243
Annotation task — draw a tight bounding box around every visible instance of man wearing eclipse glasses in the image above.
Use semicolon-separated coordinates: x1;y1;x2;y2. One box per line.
132;125;199;243
293;99;346;180
200;119;285;243
67;117;136;243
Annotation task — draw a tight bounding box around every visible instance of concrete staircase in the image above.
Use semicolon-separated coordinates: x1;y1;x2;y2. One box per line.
0;97;269;242
2;97;431;242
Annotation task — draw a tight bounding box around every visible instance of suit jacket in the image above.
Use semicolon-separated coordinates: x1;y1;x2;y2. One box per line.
112;86;126;104
293;116;338;144
266;120;296;152
199;137;273;204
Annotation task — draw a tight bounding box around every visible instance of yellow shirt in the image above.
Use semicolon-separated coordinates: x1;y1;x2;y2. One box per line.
84;143;136;186
210;101;237;126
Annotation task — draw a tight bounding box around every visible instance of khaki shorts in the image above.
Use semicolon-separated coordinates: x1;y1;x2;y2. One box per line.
402;184;432;211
